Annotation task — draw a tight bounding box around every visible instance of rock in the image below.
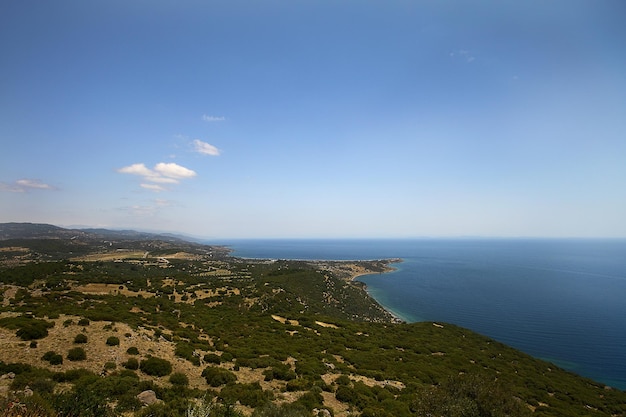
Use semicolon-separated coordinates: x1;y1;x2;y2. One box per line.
137;390;158;405
0;372;15;380
313;409;332;417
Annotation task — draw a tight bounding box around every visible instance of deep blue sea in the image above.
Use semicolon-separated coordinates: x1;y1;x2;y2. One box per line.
212;238;626;390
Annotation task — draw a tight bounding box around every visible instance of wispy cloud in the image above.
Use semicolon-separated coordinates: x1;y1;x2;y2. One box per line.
450;49;475;63
202;114;225;122
154;198;171;207
0;179;57;193
140;183;167;192
118;162;197;192
193;139;220;156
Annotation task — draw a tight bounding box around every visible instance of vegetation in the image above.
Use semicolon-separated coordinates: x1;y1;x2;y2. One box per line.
105;336;120;346
0;316;54;340
140;357;173;377
74;333;88;344
1;223;626;416
67;347;86;361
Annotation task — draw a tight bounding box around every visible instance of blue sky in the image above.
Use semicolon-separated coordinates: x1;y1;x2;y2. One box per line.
1;1;625;238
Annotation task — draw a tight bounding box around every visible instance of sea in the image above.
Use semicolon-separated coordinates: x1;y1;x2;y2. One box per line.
211;238;626;390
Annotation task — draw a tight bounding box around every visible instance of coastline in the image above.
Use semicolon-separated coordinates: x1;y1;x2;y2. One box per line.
306;258;405;323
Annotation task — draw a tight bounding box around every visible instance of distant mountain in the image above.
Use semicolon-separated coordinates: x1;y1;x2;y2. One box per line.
0;223;183;243
0;222;85;240
0;223;230;260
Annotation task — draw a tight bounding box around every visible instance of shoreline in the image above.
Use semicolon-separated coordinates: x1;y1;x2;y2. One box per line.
306;258;406;323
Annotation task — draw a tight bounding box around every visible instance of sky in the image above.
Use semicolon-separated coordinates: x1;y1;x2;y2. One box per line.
1;1;625;239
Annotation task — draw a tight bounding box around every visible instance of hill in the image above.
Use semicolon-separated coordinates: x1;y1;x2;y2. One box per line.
1;223;625;417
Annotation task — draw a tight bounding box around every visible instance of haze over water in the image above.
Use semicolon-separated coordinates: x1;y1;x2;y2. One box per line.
219;238;626;390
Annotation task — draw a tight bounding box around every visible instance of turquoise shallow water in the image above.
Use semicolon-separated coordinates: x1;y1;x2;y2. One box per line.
214;238;626;390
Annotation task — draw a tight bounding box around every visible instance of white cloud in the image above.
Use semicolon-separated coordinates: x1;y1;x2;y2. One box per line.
0;179;56;192
140;183;167;192
117;163;153;177
202;114;225;122
118;162;197;192
193;139;220;156
154;162;197;179
146;176;179;184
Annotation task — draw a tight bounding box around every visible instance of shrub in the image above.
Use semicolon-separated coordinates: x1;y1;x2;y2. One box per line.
74;333;88;344
67;347;86;361
335;385;358;404
175;342;200;366
293;387;324;411
187;397;245;417
220;382;273;408
123;358;139;370
264;364;296;382
126;346;139;355
140;357;172;377
29;377;56;394
201;366;237;387
106;336;120;346
77;318;90;326
252;403;309;417
335;375;351;386
42;350;63;365
204;353;222;364
169;372;189;386
53;388;113;417
286;378;313;392
0;316;56;341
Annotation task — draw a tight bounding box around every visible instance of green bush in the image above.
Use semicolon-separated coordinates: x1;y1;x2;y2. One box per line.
74;333;88;344
67;347;86;361
42;350;63;365
410;374;532;417
335;375;351;386
169;372;189;386
123;358;139;370
286;378;313;392
263;364;296;382
204;353;222;364
106;336;120;346
77;318;90;326
201;366;237;387
186;398;245;417
0;316;55;340
220;382;273;408
126;346;139;355
293;387;324;411
175;342;200;366
53;388;113;417
140;356;172;377
252;403;309;417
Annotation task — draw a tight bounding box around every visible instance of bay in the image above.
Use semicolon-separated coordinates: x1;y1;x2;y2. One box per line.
213;238;626;390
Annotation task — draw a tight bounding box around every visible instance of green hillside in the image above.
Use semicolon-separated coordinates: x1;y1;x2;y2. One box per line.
1;224;625;417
